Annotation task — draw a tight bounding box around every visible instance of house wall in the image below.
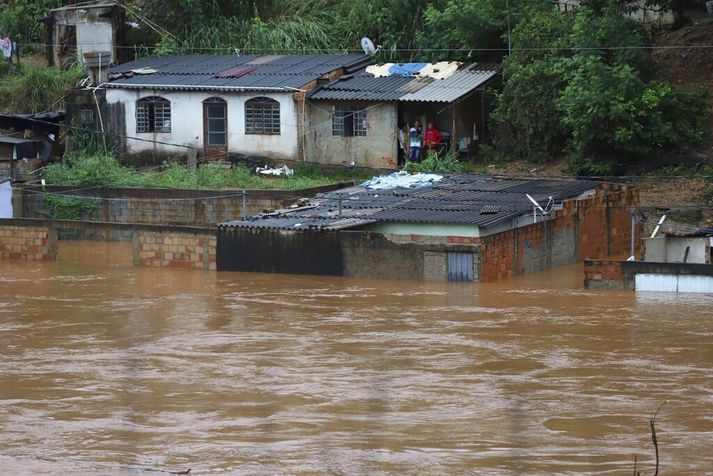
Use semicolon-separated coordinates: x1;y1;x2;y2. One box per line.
478;187;640;281
644;236;710;264
585;259;713;291
305;101;398;169
104;89;300;161
217;227;480;280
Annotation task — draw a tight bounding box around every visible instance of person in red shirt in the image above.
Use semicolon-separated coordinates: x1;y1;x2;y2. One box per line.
424;122;443;153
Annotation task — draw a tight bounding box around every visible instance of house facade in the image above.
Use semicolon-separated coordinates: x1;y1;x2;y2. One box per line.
67;54;370;165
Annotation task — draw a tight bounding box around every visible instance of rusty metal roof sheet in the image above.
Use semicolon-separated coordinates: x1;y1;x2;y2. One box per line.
107;54;371;92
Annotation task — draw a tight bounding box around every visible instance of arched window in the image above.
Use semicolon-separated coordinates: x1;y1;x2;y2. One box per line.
136;96;171;133
245;97;280;135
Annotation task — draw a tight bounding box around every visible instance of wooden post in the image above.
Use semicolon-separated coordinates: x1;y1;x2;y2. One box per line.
451;104;457;155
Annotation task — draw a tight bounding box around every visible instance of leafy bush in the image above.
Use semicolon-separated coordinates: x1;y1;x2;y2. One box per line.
404;152;464;173
0;0;60;43
491;0;709;172
43;153;140;187
42;195;98;220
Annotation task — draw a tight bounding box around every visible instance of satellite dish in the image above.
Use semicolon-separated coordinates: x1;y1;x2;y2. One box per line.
526;194;546;214
361;37;376;56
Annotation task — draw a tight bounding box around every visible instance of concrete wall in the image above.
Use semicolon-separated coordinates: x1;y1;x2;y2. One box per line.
15;183;348;227
644;236;711;264
217;227;480;281
585;259;713;290
133;231;216;270
0;223;57;260
104;89;300;160
305;101;398;169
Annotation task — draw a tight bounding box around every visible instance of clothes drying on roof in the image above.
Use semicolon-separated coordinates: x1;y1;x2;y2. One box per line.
417;61;461;80
361;171;443;190
388;63;428;77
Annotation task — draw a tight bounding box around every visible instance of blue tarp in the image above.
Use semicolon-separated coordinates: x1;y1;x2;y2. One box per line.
388;63;428;77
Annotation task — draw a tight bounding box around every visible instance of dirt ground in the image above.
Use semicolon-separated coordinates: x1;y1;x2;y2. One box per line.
479;156;713;232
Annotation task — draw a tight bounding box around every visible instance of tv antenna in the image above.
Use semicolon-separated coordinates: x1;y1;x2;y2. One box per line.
525;194;553;223
360;37;380;56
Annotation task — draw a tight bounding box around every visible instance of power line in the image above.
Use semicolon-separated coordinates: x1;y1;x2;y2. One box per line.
12;42;713;52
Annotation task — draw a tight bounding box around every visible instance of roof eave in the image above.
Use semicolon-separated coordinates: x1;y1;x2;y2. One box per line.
104;83;302;92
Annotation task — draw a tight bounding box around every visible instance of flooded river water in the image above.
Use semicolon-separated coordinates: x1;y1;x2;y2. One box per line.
1;241;712;475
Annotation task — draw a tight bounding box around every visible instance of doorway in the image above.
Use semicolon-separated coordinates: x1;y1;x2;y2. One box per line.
203;97;227;159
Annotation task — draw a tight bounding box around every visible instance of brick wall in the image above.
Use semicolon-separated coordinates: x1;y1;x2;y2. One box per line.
0;225;57;260
133;231;216;270
479;186;640;282
16;183;350;227
583;259;624;289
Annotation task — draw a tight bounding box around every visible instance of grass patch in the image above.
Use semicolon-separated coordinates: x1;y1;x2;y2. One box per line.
42;154;373;190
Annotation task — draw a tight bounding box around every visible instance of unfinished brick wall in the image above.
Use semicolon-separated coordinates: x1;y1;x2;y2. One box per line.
583;259;624;289
0;225;57;260
478;186;640;282
578;186;640;260
17;184;348;227
133;231;216;270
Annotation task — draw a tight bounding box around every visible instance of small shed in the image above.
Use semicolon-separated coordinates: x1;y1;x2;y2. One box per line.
45;0;128;68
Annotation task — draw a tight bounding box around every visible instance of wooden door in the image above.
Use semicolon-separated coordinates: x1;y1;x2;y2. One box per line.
203;98;227;160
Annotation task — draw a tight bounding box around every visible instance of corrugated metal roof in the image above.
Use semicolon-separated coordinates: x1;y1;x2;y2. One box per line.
398;70;497;103
308;63;499;103
219;175;600;231
107;54;372;92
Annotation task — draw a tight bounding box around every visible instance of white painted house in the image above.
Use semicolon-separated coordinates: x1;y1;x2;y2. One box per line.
76;55;370;164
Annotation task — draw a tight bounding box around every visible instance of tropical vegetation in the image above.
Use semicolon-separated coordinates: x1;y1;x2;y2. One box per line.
1;0;710;177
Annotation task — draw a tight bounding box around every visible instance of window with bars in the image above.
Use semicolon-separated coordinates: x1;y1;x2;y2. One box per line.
332;105;367;137
136;96;171;133
79;105;94;124
245;97;280;135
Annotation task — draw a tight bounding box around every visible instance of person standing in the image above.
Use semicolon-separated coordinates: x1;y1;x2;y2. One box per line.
408;126;422;163
424;122;443;155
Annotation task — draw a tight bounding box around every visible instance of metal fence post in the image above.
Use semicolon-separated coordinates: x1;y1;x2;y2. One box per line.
242;190;248;219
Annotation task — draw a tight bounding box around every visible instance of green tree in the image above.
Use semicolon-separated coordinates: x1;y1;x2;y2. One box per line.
490;6;572;161
423;0;551;61
0;0;61;43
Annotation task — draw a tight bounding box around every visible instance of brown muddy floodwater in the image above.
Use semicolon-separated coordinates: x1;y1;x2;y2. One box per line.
1;241;712;475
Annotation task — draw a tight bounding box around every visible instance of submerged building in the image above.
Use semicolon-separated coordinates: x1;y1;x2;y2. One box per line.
217;173;639;282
